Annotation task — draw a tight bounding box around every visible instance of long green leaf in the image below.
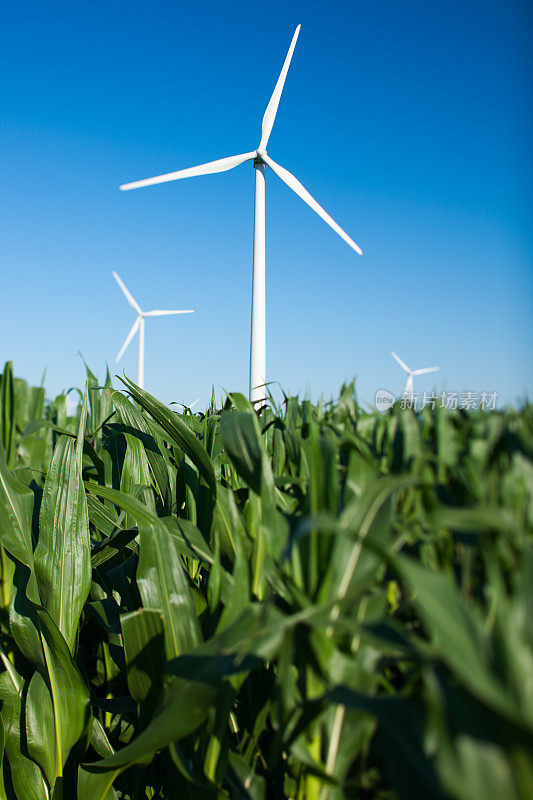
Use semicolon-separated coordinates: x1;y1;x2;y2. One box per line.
0;669;49;800
0;441;35;567
34;408;91;653
395;555;529;728
119;377;215;491
33;607;92;785
0;362;15;468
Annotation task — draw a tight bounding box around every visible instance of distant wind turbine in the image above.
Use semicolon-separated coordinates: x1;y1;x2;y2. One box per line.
391;351;439;401
113;271;194;388
119;24;362;404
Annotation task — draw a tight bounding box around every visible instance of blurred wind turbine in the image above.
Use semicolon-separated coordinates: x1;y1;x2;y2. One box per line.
391;352;439;401
113;271;194;389
119;24;362;404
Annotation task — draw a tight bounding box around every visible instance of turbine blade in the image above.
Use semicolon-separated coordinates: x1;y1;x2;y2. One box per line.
412;367;439;375
116;317;141;362
263;155;362;255
259;25;301;150
119;152;256;191
144;310;195;316
112;271;142;315
391;351;411;373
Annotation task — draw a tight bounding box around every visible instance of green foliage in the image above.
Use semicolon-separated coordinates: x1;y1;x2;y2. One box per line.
0;362;531;799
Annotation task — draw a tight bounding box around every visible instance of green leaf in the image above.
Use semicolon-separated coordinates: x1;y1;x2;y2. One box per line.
108;389;171;509
3;600;91;791
0;708;5;799
324;475;418;602
395;555;528;727
121;608;165;712
26;670;57;788
89;718;115;760
78;763;119;800
91;527;138;568
120;432;155;525
86;494;120;537
326;686;446;800
0;361;15;468
136;516;201;659
83;674;216;773
84;482;156;527
431;506;516;534
0;667;49;800
0;440;35;567
220;410;274;496
161;516;215;566
32;607;92;786
35;431;91;653
119;377;215;491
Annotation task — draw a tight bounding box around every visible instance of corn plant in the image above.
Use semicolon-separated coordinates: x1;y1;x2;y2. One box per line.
0;361;531;799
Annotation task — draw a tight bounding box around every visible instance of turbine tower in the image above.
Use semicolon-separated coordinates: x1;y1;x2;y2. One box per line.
113;271;194;389
391;351;439;402
119;25;362;404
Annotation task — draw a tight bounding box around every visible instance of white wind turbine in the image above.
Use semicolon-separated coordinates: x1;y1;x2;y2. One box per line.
119;24;362;404
113;271;194;389
391;351;439;402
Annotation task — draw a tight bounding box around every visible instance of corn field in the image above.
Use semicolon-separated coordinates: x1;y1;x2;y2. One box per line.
0;360;531;800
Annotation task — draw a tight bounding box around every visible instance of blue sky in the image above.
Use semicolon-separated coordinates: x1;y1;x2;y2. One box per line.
1;0;531;409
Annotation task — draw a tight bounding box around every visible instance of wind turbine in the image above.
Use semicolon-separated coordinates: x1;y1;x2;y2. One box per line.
113;271;194;389
119;25;362;404
391;351;439;402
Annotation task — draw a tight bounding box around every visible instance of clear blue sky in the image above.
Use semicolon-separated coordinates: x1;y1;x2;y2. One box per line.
1;0;531;409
